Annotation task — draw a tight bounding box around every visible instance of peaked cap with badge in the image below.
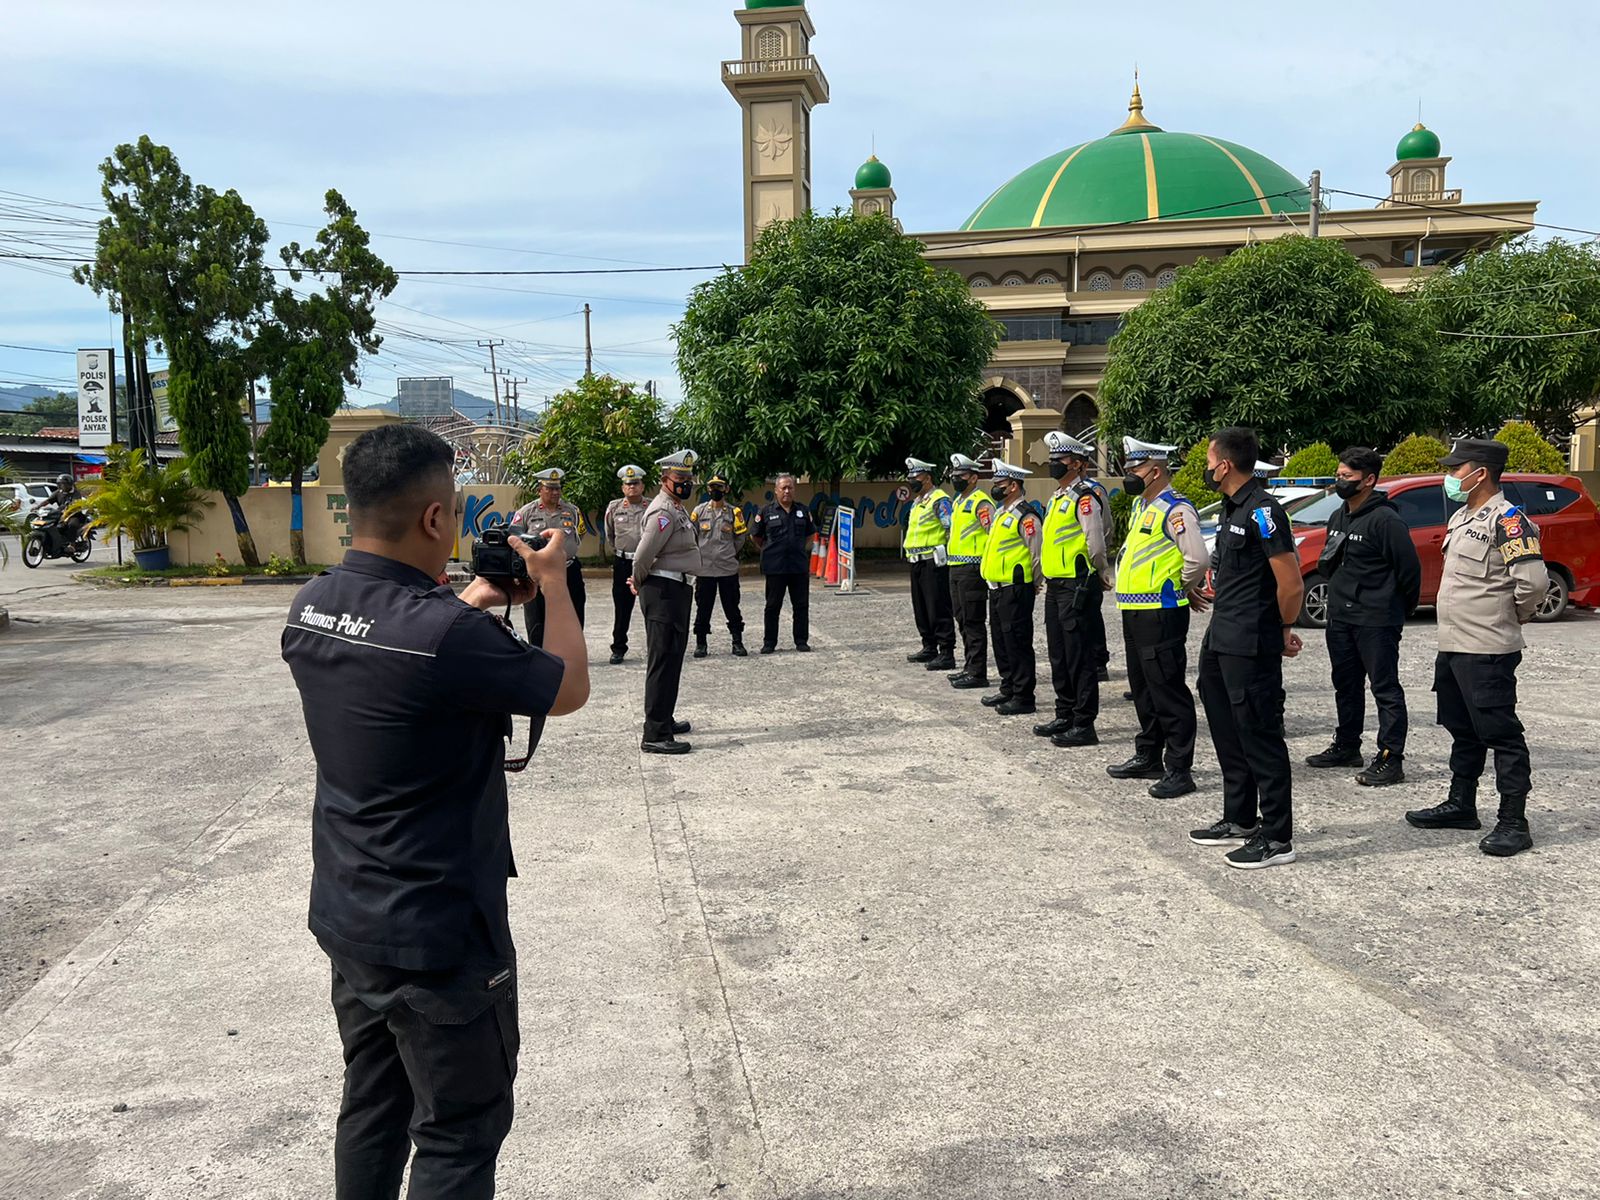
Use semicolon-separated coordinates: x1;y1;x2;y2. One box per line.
617;464;646;484
991;462;1032;482
1122;437;1178;464
905;456;937;477
949;453;986;473
531;467;566;485
1044;431;1095;459
655;449;700;473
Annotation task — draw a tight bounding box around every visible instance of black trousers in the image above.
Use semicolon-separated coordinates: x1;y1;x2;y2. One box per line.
987;580;1036;703
693;573;745;639
327;952;518;1200
1327;619;1408;754
1121;606;1195;771
522;559;586;648
763;571;810;647
948;563;988;680
610;556;636;656
1198;644;1293;843
909;558;954;653
1044;575;1107;726
640;575;692;741
1434;651;1531;801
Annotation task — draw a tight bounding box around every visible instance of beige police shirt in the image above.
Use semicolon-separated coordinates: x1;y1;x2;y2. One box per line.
512;499;582;564
1437;490;1548;654
632;490;703;582
691;500;747;577
605;496;650;556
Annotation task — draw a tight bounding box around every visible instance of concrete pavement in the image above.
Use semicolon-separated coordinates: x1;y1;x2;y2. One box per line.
2;564;1599;1197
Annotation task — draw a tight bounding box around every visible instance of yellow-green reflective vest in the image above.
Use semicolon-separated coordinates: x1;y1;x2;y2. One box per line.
1116;492;1188;609
1041;488;1092;578
904;488;951;553
981;507;1034;584
948;493;991;562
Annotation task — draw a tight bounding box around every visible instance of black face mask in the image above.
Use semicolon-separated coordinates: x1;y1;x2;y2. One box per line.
1122;472;1148;495
952;473;973;491
668;478;693;500
990;483;1011;502
1333;478;1364;500
708;486;727;500
1047;462;1069;480
1202;465;1222;492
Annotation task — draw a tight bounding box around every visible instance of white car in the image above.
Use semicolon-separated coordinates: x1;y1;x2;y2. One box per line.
1198;485;1327;553
0;482;54;523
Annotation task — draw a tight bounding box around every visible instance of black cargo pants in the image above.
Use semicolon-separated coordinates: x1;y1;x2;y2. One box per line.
1434;650;1531;802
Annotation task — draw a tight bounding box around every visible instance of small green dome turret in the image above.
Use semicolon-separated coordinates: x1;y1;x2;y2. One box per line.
1396;123;1441;161
855;155;892;190
745;0;802;8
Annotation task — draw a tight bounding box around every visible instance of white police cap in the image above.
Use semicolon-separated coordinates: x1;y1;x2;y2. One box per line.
1254;460;1282;478
1044;430;1095;459
905;457;936;476
991;462;1032;481
1122;436;1178;463
531;467;566;484
655;448;699;472
617;464;646;483
949;453;984;472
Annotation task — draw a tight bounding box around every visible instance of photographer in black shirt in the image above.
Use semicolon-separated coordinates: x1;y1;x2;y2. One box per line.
282;424;588;1200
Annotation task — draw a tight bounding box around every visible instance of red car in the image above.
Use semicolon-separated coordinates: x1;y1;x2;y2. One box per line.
1289;473;1600;627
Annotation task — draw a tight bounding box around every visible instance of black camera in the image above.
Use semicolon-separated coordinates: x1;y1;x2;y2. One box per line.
471;523;533;584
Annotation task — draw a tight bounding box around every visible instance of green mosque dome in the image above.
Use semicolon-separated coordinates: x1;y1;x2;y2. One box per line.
960;83;1310;232
1396;123;1441;161
855;155;892;190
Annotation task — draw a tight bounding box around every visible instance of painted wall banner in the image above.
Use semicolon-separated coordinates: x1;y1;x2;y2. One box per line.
149;368;177;432
76;348;115;449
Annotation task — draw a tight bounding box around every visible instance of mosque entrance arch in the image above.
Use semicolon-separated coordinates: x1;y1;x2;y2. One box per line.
979;377;1033;437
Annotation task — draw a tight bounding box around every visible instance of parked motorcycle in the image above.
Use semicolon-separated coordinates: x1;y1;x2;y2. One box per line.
21;503;93;568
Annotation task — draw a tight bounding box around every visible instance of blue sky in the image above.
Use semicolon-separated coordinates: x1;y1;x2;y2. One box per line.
2;0;1595;409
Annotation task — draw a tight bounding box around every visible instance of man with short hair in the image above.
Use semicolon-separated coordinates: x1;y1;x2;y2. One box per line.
902;457;956;671
945;453;995;690
1305;447;1421;786
1189;426;1304;869
751;473;817;653
604;464;650;664
691;469;748;658
512;468;585;646
980;462;1043;715
282;423;589;1199
631;449;704;754
1405;438;1548;857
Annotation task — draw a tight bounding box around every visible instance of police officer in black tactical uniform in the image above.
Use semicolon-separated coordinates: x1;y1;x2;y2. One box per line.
751;472;816;653
1304;447;1421;786
1188;426;1304;870
281;423;590;1200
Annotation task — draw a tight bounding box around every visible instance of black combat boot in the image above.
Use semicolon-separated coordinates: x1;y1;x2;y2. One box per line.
1033;717;1075;738
693;637;708;659
730;638;748;658
1355;750;1405;787
1480;794;1534;857
925;652;957;672
1405;776;1482;830
907;648;937;663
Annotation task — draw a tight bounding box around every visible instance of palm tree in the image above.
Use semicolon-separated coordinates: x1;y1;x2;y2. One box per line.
70;445;212;552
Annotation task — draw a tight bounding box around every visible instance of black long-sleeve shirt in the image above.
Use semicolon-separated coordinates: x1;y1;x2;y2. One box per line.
1320;494;1422;627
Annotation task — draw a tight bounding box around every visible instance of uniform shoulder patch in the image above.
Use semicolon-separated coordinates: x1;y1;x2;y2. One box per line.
1497;506;1526;539
977;505;993;529
1169;509;1187;535
935;498;953;518
657;514;671;531
1252;506;1277;538
1021;515;1039;537
1077;496;1095;517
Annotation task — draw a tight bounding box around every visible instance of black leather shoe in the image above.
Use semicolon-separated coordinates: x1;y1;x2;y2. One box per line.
1406;777;1481;830
1148;771;1196;799
1355;750;1404;787
981;693;1009;708
731;641;748;657
795;643;812;652
906;648;937;663
608;651;625;665
1107;755;1163;780
641;738;691;755
672;719;691;735
1121;690;1135;702
925;654;957;672
951;676;989;689
1051;725;1099;747
1033;717;1075;738
1479;818;1533;857
996;699;1036;716
1306;740;1363;768
693;640;707;659
760;644;776;655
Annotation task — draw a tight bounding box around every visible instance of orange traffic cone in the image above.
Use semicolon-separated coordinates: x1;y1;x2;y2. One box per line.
824;526;841;585
810;533;823;577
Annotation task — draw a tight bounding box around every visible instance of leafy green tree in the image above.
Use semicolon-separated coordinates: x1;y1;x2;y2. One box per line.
1282;442;1340;477
673;211;1000;492
1170;442;1218;510
75;136;273;567
1382;434;1450;477
0;393;79;436
256;191;397;563
504;374;670;556
1100;236;1439;453
1417;237;1600;439
1493;420;1566;473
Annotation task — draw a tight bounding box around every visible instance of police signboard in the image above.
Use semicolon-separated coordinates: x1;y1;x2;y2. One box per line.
836;507;855;592
76;349;115;448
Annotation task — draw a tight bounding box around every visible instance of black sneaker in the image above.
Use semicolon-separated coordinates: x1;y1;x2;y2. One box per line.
951;676;989;690
759;644;776;655
906;648;937;663
795;643;812;653
672;719;691;735
981;693;1009;708
608;651;625;665
731;641;748;658
1121;690;1135;702
693;640;708;659
996;699;1036;715
1355;751;1405;787
1306;741;1362;768
1479;819;1533;858
1189;820;1260;847
1148;771;1196;799
1032;717;1075;738
1050;725;1099;747
1106;755;1163;780
1225;833;1296;869
925;654;957;672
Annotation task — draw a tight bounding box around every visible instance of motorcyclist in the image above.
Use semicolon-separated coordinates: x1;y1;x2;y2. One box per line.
47;474;88;541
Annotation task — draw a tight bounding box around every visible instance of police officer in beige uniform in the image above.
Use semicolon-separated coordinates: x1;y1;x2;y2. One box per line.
1405;438;1549;857
690;470;749;659
631;450;703;755
604;464;650;664
512;468;585;647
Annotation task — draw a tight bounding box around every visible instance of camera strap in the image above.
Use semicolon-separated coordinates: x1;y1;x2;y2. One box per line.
496;600;546;773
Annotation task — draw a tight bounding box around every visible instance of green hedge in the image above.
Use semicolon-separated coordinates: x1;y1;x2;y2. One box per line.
1382;434;1450;476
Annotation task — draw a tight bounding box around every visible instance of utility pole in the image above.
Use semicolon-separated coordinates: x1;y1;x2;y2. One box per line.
506;377;527;427
477;339;505;425
583;304;593;378
1308;169;1322;238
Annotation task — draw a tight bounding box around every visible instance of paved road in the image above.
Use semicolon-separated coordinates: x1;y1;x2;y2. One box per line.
2;569;1598;1198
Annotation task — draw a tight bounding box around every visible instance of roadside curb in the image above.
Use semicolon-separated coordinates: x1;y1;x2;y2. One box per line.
77;574;318;589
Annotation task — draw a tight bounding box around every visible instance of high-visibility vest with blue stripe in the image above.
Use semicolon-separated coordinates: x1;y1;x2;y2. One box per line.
981;507;1035;585
1042;486;1094;579
1116;491;1190;609
948;493;992;562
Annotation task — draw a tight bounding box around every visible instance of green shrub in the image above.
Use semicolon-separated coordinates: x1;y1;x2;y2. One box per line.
1281;442;1339;478
1493;421;1566;474
1170;442;1218;510
1382;434;1450;477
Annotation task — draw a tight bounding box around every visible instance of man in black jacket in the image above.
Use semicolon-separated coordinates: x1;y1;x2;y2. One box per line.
1305;447;1422;786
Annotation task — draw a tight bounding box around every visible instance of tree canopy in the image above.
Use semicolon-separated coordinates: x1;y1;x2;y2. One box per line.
1099;236;1439;454
673;211;1000;489
1416;237;1600;440
0;393;77;436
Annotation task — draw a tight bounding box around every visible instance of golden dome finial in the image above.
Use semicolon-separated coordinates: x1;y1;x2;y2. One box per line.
1111;68;1161;135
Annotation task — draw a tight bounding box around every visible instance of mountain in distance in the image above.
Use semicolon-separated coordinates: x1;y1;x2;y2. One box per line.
0;384;61;413
354;385;520;424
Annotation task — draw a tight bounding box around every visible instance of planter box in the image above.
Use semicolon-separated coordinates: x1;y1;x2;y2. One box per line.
132;545;171;571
